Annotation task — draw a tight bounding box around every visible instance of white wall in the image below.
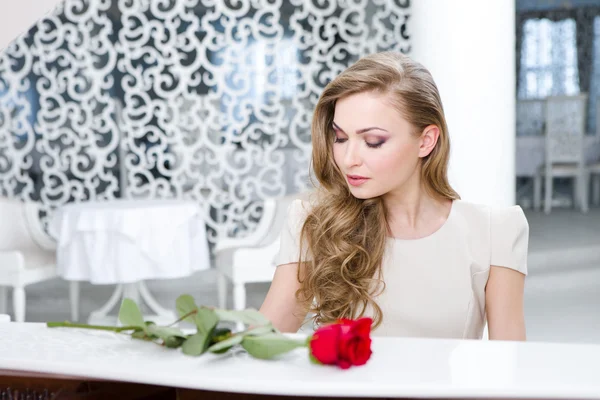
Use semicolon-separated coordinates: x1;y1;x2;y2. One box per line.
0;0;63;51
410;1;516;207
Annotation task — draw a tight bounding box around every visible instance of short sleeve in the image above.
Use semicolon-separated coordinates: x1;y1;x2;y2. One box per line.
274;199;312;267
490;206;529;275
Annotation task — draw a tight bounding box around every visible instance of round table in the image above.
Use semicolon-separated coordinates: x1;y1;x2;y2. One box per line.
49;199;210;325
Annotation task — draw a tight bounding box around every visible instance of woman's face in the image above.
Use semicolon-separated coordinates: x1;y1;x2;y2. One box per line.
332;91;428;199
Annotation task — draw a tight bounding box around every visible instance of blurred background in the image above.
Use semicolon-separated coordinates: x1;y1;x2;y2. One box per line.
0;0;598;343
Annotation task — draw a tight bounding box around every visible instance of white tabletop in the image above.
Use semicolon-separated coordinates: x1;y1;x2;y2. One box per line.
1;323;599;399
49;199;210;284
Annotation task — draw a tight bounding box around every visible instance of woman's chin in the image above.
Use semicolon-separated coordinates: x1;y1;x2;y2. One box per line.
348;186;379;199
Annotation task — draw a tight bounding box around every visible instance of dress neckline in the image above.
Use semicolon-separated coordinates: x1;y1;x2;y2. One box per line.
387;199;457;243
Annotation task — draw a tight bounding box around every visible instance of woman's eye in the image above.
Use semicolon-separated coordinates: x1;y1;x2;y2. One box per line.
334;137;384;148
366;141;385;149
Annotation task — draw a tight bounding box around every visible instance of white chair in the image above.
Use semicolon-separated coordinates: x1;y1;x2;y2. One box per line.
0;198;57;322
534;94;589;214
516;99;546;137
214;192;308;312
516;99;546;206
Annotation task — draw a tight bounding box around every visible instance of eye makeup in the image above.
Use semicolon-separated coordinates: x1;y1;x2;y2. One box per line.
333;136;386;149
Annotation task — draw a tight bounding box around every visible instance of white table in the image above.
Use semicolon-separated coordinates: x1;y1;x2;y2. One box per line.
49;199;210;325
1;323;600;399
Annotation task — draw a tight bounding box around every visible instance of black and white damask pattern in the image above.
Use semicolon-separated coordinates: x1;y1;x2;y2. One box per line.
0;0;410;243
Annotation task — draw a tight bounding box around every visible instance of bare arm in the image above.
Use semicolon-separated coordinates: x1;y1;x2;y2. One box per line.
259;262;309;333
485;265;526;341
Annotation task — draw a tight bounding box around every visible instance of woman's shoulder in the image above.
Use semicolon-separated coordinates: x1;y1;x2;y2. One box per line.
452;199;528;227
452;199;529;273
280;191;319;233
286;192;316;217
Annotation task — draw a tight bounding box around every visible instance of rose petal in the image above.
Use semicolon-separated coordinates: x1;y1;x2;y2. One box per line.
337;359;352;369
351;337;372;365
335;319;373;368
310;324;341;365
338;323;352;338
350;317;372;337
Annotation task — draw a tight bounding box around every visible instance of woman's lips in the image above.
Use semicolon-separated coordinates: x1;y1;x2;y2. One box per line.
347;175;369;186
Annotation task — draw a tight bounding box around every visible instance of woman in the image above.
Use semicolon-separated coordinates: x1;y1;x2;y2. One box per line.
259;51;528;340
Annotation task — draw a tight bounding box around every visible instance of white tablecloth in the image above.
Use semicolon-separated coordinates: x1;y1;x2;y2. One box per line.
49;199;210;284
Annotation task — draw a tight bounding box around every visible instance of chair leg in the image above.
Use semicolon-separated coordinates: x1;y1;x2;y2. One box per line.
233;282;246;332
217;272;228;309
533;174;542;211
233;282;246;311
544;173;553;214
13;287;25;323
593;175;600;206
123;283;141;306
0;286;6;314
69;281;80;322
578;172;589;213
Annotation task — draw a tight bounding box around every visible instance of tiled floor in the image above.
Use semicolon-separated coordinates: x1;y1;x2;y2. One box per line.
7;208;600;344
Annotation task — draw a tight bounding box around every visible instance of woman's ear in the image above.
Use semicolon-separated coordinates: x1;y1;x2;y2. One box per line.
419;125;440;158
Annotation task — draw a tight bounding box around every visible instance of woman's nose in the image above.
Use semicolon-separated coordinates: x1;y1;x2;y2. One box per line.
343;140;362;168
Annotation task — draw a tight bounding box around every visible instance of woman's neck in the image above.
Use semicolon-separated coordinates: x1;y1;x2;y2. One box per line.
383;187;452;240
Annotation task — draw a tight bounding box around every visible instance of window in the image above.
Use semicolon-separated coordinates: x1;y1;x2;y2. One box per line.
519;18;579;99
246;38;299;101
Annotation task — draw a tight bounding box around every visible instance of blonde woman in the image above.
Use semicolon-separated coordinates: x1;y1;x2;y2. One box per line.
259;52;528;341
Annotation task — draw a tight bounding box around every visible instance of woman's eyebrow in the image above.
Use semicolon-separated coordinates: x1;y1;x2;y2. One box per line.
332;121;389;134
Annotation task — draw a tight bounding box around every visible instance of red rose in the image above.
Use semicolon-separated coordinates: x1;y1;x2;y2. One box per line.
309;317;373;369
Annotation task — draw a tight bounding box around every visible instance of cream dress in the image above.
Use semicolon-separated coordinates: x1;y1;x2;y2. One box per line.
274;198;529;339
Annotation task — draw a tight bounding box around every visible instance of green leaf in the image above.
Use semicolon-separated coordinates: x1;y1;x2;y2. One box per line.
206;325;275;354
195;307;219;335
146;325;186;340
207;328;233;354
241;333;307;360
242;325;276;336
145;324;187;348
214;308;271;326
164;336;186;348
118;298;146;329
176;295;198;323
180;307;219;355
209;327;232;344
207;334;244;353
131;330;157;342
182;332;210;356
210;346;232;354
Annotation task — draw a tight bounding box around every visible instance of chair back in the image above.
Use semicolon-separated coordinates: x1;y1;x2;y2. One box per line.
517;99;545;136
258;191;311;247
0;197;54;251
0;198;34;250
545;94;588;166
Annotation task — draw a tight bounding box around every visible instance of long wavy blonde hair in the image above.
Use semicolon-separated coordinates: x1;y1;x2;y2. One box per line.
295;51;460;329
